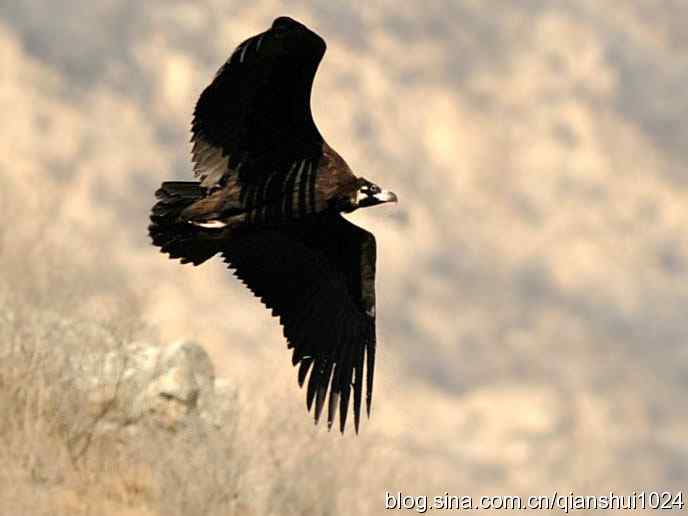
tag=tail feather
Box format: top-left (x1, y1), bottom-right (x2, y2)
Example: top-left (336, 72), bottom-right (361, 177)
top-left (149, 181), bottom-right (221, 266)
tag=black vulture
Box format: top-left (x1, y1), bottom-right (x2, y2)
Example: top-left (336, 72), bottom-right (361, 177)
top-left (149, 16), bottom-right (397, 433)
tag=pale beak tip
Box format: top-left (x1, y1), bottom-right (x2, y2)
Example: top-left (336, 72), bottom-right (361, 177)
top-left (375, 190), bottom-right (398, 203)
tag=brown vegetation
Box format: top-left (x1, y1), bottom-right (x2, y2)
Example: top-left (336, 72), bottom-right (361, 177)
top-left (0, 188), bottom-right (392, 516)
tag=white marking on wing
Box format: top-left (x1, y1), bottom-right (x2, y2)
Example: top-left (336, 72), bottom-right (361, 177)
top-left (291, 160), bottom-right (307, 213)
top-left (189, 220), bottom-right (226, 229)
top-left (262, 170), bottom-right (277, 201)
top-left (231, 41), bottom-right (246, 64)
top-left (239, 41), bottom-right (250, 63)
top-left (256, 170), bottom-right (278, 220)
top-left (281, 161), bottom-right (300, 213)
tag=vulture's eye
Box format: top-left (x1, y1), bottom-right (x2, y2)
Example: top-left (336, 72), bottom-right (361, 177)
top-left (367, 184), bottom-right (381, 195)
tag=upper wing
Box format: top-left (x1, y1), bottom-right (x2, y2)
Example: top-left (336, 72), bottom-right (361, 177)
top-left (191, 17), bottom-right (326, 190)
top-left (221, 214), bottom-right (377, 433)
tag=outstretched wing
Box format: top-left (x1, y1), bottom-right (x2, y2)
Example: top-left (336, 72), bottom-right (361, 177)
top-left (221, 214), bottom-right (377, 433)
top-left (191, 16), bottom-right (326, 190)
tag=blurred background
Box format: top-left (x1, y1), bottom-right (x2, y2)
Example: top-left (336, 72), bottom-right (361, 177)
top-left (1, 1), bottom-right (687, 514)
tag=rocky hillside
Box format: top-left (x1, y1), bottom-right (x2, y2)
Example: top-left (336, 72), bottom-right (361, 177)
top-left (1, 1), bottom-right (687, 513)
top-left (0, 231), bottom-right (390, 515)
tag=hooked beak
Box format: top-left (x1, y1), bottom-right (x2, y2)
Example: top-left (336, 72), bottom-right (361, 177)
top-left (373, 190), bottom-right (398, 204)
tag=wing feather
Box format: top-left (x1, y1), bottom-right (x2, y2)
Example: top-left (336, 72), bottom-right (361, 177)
top-left (337, 323), bottom-right (355, 432)
top-left (220, 214), bottom-right (377, 432)
top-left (191, 17), bottom-right (326, 190)
top-left (352, 328), bottom-right (366, 433)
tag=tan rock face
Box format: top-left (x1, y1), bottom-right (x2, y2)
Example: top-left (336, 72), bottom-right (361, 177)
top-left (76, 340), bottom-right (217, 433)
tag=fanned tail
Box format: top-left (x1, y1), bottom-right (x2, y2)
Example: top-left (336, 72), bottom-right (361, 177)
top-left (148, 181), bottom-right (222, 265)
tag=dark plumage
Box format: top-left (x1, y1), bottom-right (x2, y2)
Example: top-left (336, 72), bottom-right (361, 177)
top-left (149, 16), bottom-right (397, 433)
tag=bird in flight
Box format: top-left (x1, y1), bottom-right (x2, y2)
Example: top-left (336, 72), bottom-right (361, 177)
top-left (149, 16), bottom-right (397, 433)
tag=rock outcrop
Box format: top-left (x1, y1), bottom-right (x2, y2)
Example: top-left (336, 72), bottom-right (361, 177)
top-left (73, 339), bottom-right (219, 433)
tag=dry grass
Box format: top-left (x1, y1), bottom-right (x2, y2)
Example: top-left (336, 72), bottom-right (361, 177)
top-left (0, 180), bottom-right (392, 516)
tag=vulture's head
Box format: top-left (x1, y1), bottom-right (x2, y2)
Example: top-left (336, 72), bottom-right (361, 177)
top-left (345, 178), bottom-right (398, 212)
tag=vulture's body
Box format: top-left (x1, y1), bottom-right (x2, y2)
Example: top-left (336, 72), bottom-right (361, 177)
top-left (149, 17), bottom-right (397, 432)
